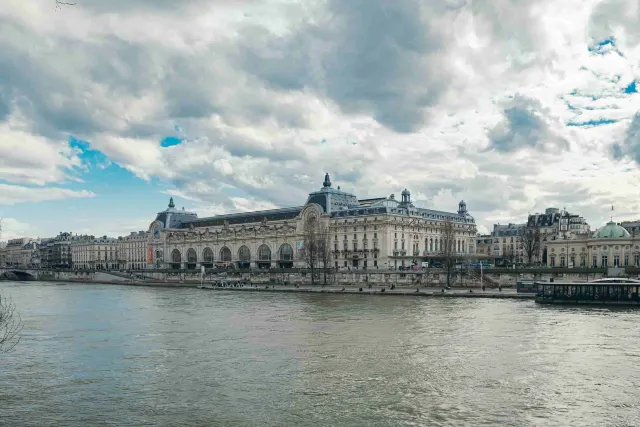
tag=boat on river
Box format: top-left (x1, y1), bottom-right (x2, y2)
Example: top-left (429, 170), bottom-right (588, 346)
top-left (535, 278), bottom-right (640, 306)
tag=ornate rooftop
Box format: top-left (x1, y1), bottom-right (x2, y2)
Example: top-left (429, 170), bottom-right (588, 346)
top-left (157, 173), bottom-right (474, 229)
top-left (592, 221), bottom-right (631, 239)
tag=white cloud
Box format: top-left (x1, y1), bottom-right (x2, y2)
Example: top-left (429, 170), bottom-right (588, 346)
top-left (0, 121), bottom-right (82, 185)
top-left (69, 218), bottom-right (152, 238)
top-left (1, 0), bottom-right (640, 237)
top-left (0, 184), bottom-right (95, 205)
top-left (0, 217), bottom-right (39, 241)
top-left (230, 197), bottom-right (280, 212)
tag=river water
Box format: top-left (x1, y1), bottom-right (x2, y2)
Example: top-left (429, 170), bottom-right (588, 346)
top-left (1, 281), bottom-right (639, 427)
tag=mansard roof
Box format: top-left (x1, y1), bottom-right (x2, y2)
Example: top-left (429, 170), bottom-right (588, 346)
top-left (180, 206), bottom-right (303, 228)
top-left (331, 203), bottom-right (474, 223)
top-left (154, 198), bottom-right (198, 229)
top-left (357, 197), bottom-right (387, 206)
top-left (493, 223), bottom-right (526, 236)
top-left (158, 173), bottom-right (474, 229)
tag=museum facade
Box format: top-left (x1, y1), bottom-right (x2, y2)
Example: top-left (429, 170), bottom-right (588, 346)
top-left (146, 174), bottom-right (478, 270)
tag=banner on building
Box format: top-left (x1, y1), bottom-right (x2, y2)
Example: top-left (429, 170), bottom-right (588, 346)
top-left (147, 248), bottom-right (153, 263)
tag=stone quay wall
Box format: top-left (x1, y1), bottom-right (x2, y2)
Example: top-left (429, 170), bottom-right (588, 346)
top-left (1, 267), bottom-right (619, 288)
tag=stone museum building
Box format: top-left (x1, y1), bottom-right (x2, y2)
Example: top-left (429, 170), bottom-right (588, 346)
top-left (146, 174), bottom-right (478, 270)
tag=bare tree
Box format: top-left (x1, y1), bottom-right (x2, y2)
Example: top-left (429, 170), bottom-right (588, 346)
top-left (522, 227), bottom-right (541, 264)
top-left (299, 216), bottom-right (321, 286)
top-left (0, 295), bottom-right (22, 352)
top-left (441, 219), bottom-right (458, 288)
top-left (317, 224), bottom-right (332, 286)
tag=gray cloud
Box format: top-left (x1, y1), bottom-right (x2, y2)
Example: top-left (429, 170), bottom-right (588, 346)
top-left (589, 0), bottom-right (640, 47)
top-left (0, 20), bottom-right (144, 138)
top-left (487, 95), bottom-right (568, 152)
top-left (237, 0), bottom-right (453, 133)
top-left (612, 113), bottom-right (640, 162)
top-left (0, 87), bottom-right (10, 121)
top-left (72, 0), bottom-right (223, 13)
top-left (1, 0), bottom-right (636, 235)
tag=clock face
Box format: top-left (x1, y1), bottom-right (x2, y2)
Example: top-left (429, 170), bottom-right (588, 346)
top-left (153, 226), bottom-right (160, 238)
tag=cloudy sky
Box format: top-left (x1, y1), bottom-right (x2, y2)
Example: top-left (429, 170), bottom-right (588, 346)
top-left (1, 0), bottom-right (639, 240)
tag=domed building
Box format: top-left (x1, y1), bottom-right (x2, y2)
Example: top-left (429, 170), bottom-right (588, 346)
top-left (546, 220), bottom-right (640, 268)
top-left (592, 222), bottom-right (631, 239)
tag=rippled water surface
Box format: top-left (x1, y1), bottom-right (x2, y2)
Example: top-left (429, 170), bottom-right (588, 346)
top-left (1, 281), bottom-right (639, 426)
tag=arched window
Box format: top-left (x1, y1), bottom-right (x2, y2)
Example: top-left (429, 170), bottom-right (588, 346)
top-left (171, 249), bottom-right (181, 263)
top-left (155, 250), bottom-right (163, 262)
top-left (203, 247), bottom-right (213, 263)
top-left (424, 239), bottom-right (428, 252)
top-left (187, 248), bottom-right (197, 263)
top-left (220, 247), bottom-right (232, 262)
top-left (279, 243), bottom-right (293, 261)
top-left (258, 245), bottom-right (271, 261)
top-left (238, 246), bottom-right (251, 261)
top-left (429, 238), bottom-right (433, 252)
top-left (462, 241), bottom-right (465, 253)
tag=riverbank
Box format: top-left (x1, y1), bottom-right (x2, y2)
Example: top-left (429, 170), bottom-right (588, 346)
top-left (200, 285), bottom-right (534, 299)
top-left (1, 278), bottom-right (195, 288)
top-left (4, 278), bottom-right (534, 299)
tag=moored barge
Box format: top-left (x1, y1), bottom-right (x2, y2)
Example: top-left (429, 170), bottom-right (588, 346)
top-left (535, 278), bottom-right (640, 306)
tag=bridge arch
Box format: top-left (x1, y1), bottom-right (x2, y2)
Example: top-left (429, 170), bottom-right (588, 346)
top-left (1, 270), bottom-right (36, 281)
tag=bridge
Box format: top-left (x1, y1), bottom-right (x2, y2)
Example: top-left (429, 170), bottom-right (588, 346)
top-left (0, 269), bottom-right (38, 281)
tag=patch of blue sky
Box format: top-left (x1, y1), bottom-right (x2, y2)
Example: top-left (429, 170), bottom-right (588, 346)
top-left (567, 90), bottom-right (604, 102)
top-left (64, 134), bottom-right (172, 220)
top-left (624, 80), bottom-right (637, 94)
top-left (588, 37), bottom-right (617, 55)
top-left (160, 136), bottom-right (184, 147)
top-left (68, 136), bottom-right (110, 168)
top-left (565, 102), bottom-right (578, 111)
top-left (567, 119), bottom-right (618, 127)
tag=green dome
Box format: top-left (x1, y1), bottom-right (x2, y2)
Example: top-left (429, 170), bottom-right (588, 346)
top-left (592, 221), bottom-right (631, 239)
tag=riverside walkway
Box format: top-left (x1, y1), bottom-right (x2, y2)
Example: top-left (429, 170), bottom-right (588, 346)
top-left (202, 284), bottom-right (534, 299)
